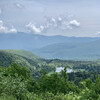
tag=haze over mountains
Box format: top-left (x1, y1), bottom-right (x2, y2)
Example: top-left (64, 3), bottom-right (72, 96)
top-left (34, 40), bottom-right (100, 60)
top-left (0, 32), bottom-right (100, 60)
top-left (0, 32), bottom-right (99, 49)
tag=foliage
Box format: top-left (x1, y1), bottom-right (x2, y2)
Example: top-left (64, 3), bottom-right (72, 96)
top-left (0, 63), bottom-right (100, 100)
top-left (1, 50), bottom-right (100, 99)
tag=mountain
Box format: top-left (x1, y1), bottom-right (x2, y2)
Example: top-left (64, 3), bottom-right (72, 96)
top-left (0, 50), bottom-right (50, 70)
top-left (0, 50), bottom-right (39, 69)
top-left (0, 49), bottom-right (57, 78)
top-left (33, 39), bottom-right (100, 60)
top-left (0, 32), bottom-right (99, 50)
top-left (0, 49), bottom-right (42, 62)
top-left (1, 32), bottom-right (100, 60)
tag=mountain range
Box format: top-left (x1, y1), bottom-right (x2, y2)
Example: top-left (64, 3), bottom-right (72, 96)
top-left (0, 32), bottom-right (98, 49)
top-left (0, 32), bottom-right (100, 60)
top-left (33, 40), bottom-right (100, 60)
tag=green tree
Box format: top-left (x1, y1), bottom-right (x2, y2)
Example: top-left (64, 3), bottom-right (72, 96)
top-left (6, 63), bottom-right (30, 79)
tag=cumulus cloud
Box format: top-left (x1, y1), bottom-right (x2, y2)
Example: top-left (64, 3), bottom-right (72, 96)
top-left (0, 20), bottom-right (17, 34)
top-left (69, 20), bottom-right (80, 27)
top-left (9, 27), bottom-right (17, 33)
top-left (48, 17), bottom-right (80, 30)
top-left (26, 22), bottom-right (44, 33)
top-left (26, 15), bottom-right (81, 34)
top-left (58, 17), bottom-right (62, 21)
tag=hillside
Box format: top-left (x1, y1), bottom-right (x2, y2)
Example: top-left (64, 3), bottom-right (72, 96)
top-left (0, 50), bottom-right (41, 69)
top-left (33, 39), bottom-right (100, 60)
top-left (0, 49), bottom-right (43, 62)
top-left (0, 50), bottom-right (56, 78)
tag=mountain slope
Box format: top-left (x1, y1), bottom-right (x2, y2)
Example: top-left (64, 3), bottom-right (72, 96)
top-left (0, 50), bottom-right (40, 69)
top-left (0, 49), bottom-right (56, 76)
top-left (33, 39), bottom-right (100, 60)
top-left (0, 50), bottom-right (43, 62)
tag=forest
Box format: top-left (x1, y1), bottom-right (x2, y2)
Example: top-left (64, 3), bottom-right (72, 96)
top-left (0, 50), bottom-right (100, 99)
top-left (0, 63), bottom-right (100, 100)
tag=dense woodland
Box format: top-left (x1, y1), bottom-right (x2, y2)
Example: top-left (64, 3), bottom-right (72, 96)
top-left (0, 63), bottom-right (100, 100)
top-left (0, 50), bottom-right (100, 99)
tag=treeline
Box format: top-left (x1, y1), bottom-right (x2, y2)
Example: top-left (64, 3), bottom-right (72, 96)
top-left (68, 71), bottom-right (100, 85)
top-left (0, 63), bottom-right (100, 100)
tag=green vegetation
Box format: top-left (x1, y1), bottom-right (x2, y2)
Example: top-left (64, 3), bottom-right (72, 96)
top-left (1, 50), bottom-right (100, 99)
top-left (0, 63), bottom-right (100, 100)
top-left (1, 50), bottom-right (100, 82)
top-left (0, 50), bottom-right (55, 79)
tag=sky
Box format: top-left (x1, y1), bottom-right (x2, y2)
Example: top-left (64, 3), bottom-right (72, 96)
top-left (0, 0), bottom-right (100, 37)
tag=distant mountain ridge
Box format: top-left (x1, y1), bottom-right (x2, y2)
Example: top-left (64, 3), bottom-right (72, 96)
top-left (0, 32), bottom-right (100, 60)
top-left (33, 39), bottom-right (100, 60)
top-left (0, 32), bottom-right (99, 50)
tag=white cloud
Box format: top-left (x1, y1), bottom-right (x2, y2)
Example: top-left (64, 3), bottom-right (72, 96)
top-left (95, 31), bottom-right (100, 35)
top-left (50, 18), bottom-right (57, 27)
top-left (69, 20), bottom-right (80, 27)
top-left (26, 23), bottom-right (44, 33)
top-left (9, 28), bottom-right (17, 33)
top-left (66, 25), bottom-right (72, 30)
top-left (26, 16), bottom-right (81, 34)
top-left (51, 18), bottom-right (56, 22)
top-left (49, 17), bottom-right (80, 30)
top-left (58, 17), bottom-right (62, 21)
top-left (0, 20), bottom-right (17, 34)
top-left (0, 20), bottom-right (3, 26)
top-left (40, 25), bottom-right (44, 31)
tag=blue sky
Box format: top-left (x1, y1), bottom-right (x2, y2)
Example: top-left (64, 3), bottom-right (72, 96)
top-left (0, 0), bottom-right (100, 37)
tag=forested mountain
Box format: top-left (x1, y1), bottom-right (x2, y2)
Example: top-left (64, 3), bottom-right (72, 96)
top-left (0, 50), bottom-right (40, 68)
top-left (0, 32), bottom-right (100, 60)
top-left (0, 50), bottom-right (55, 76)
top-left (33, 39), bottom-right (100, 60)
